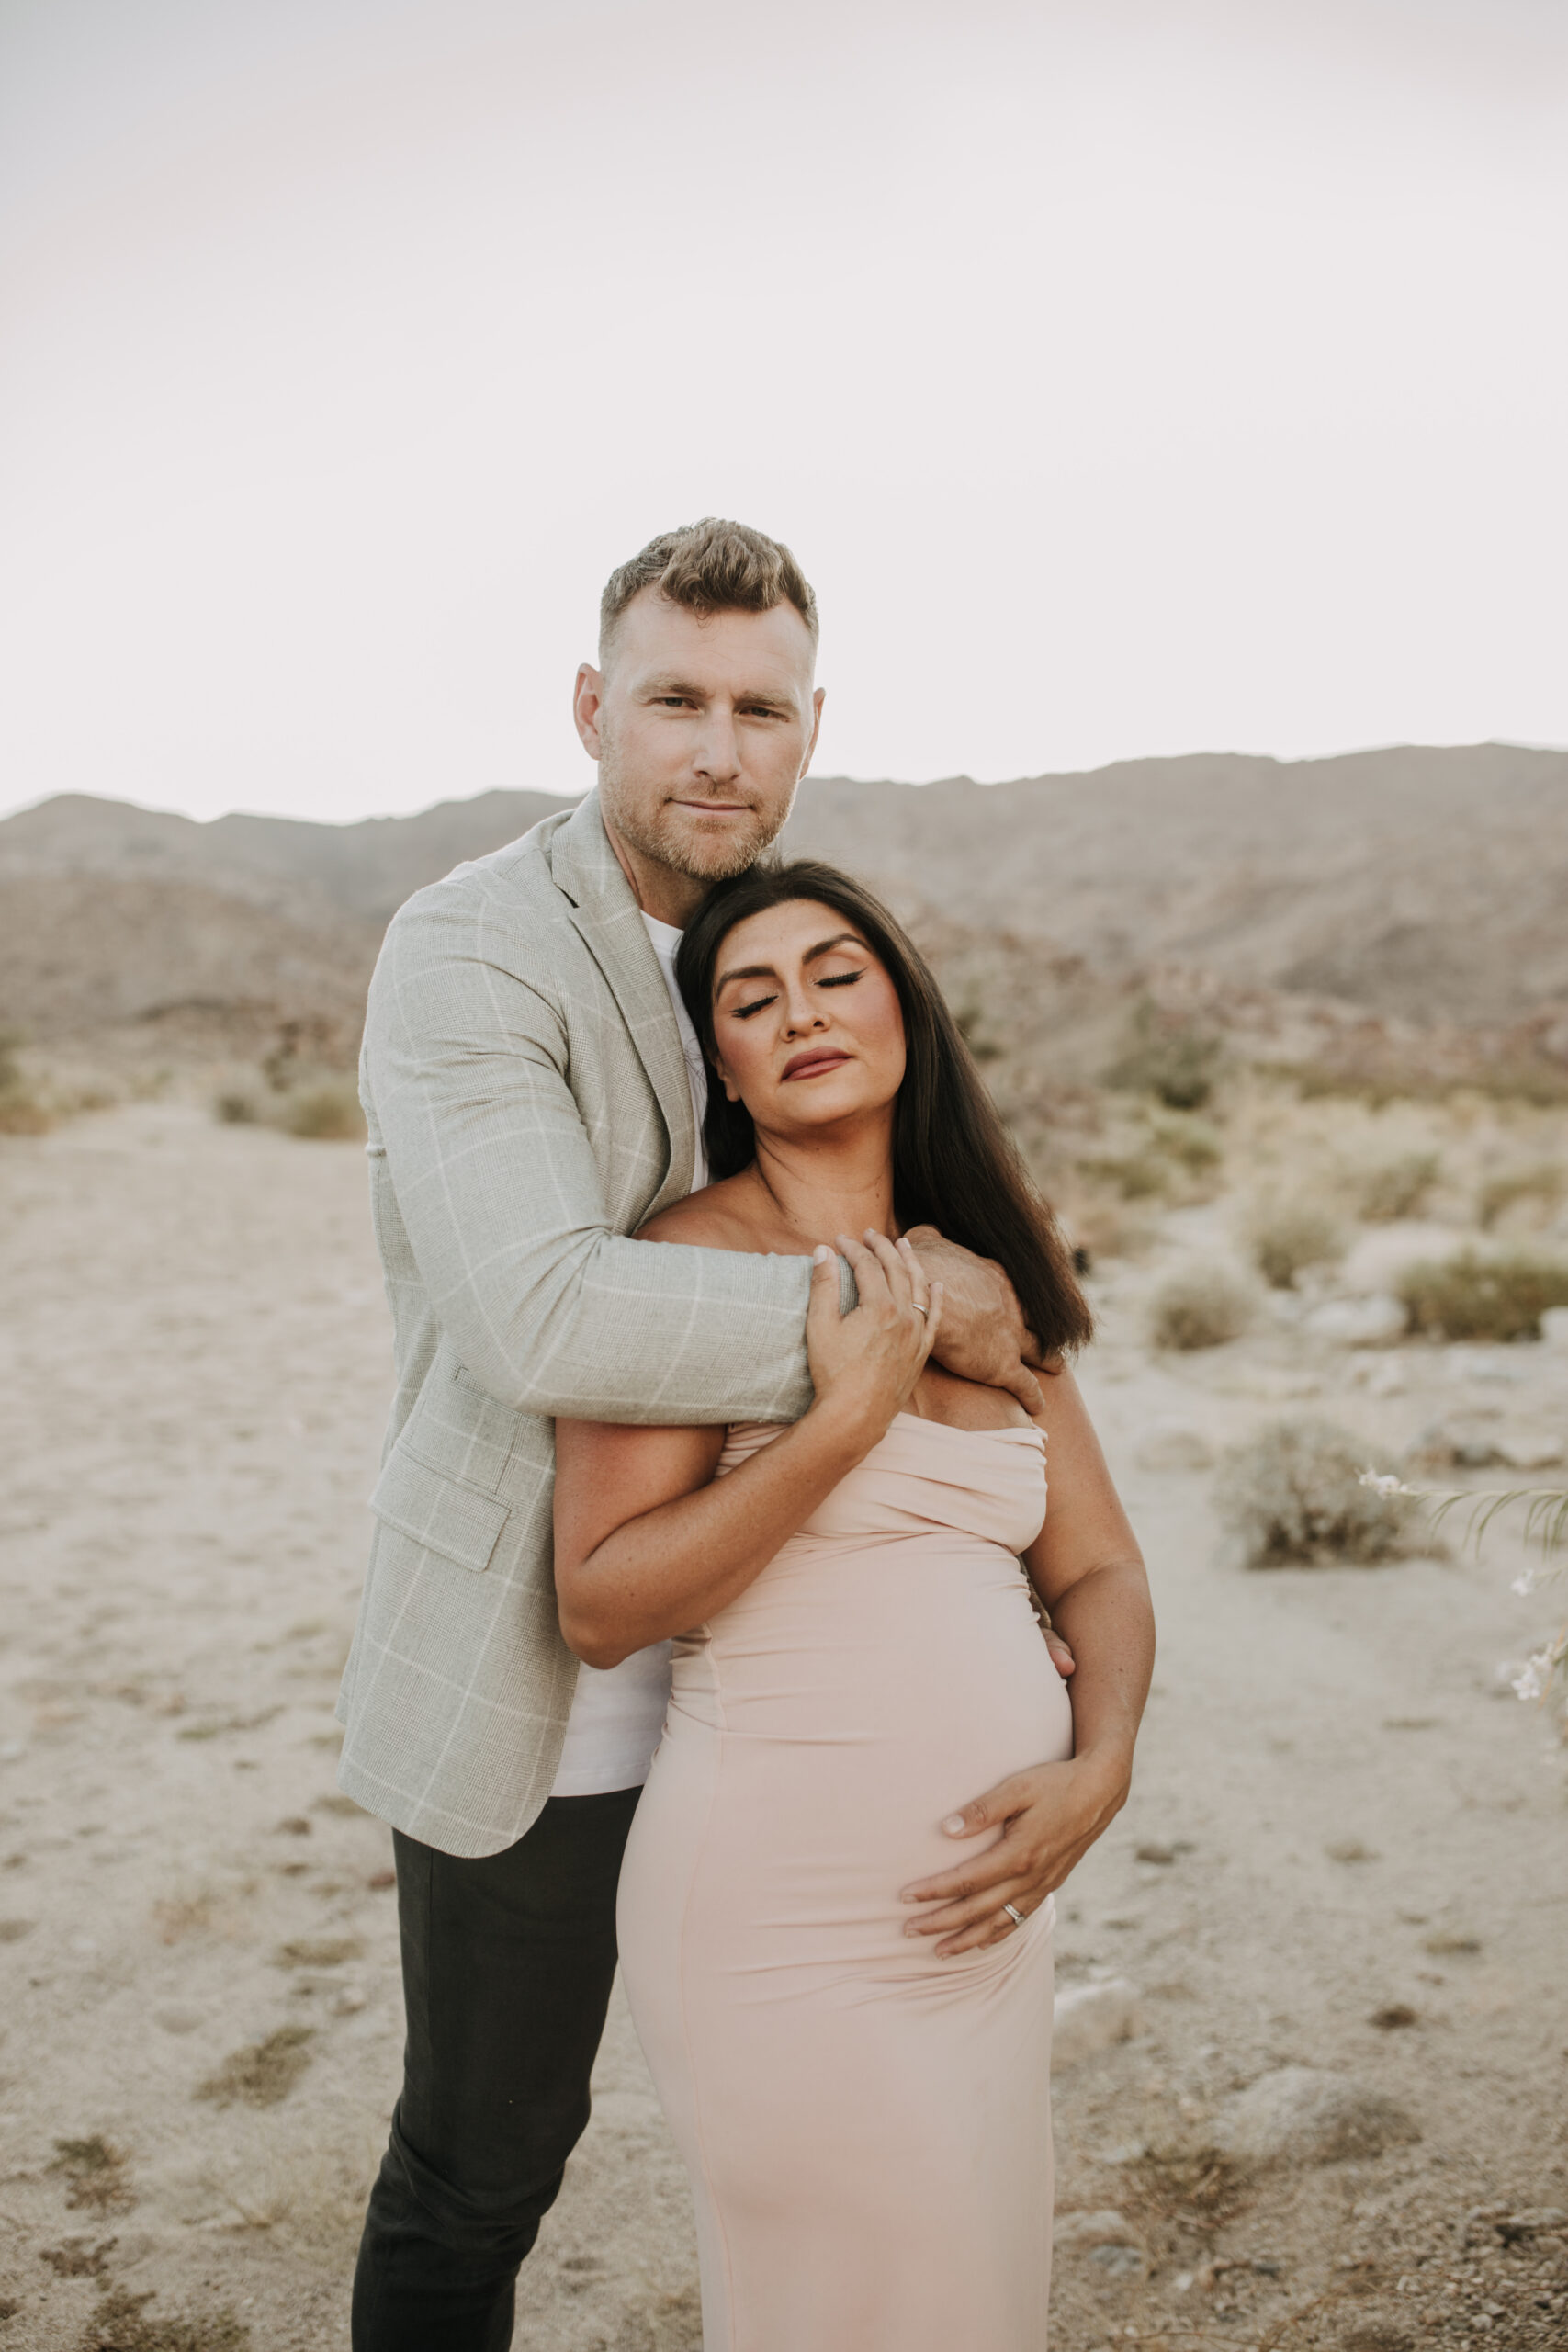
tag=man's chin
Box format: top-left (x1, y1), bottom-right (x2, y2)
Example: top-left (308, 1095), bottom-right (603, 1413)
top-left (660, 813), bottom-right (773, 882)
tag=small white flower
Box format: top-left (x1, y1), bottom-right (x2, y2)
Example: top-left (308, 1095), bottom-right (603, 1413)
top-left (1511, 1568), bottom-right (1540, 1598)
top-left (1512, 1655), bottom-right (1549, 1703)
top-left (1359, 1466), bottom-right (1415, 1498)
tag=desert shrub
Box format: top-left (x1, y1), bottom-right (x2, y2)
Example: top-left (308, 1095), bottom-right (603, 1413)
top-left (1077, 1149), bottom-right (1168, 1200)
top-left (1146, 1111), bottom-right (1224, 1172)
top-left (1105, 999), bottom-right (1224, 1112)
top-left (1396, 1249), bottom-right (1568, 1342)
top-left (1477, 1162), bottom-right (1565, 1230)
top-left (1215, 1419), bottom-right (1416, 1566)
top-left (282, 1080), bottom-right (366, 1140)
top-left (213, 1090), bottom-right (259, 1125)
top-left (1147, 1263), bottom-right (1255, 1351)
top-left (0, 1028), bottom-right (52, 1135)
top-left (1350, 1149), bottom-right (1440, 1223)
top-left (1244, 1196), bottom-right (1347, 1289)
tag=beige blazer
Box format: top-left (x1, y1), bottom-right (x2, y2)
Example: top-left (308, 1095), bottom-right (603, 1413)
top-left (336, 791), bottom-right (815, 1856)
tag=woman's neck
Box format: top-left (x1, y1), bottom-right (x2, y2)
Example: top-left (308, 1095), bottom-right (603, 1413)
top-left (743, 1113), bottom-right (897, 1250)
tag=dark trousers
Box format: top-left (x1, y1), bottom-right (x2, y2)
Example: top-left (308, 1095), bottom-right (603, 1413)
top-left (352, 1787), bottom-right (641, 2351)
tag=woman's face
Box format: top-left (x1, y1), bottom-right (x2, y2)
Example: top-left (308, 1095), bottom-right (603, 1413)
top-left (709, 899), bottom-right (907, 1139)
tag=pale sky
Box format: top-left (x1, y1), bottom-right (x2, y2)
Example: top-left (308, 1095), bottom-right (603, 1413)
top-left (2, 0), bottom-right (1565, 824)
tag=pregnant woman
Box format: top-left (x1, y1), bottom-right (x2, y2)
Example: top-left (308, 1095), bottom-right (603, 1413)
top-left (552, 863), bottom-right (1154, 2351)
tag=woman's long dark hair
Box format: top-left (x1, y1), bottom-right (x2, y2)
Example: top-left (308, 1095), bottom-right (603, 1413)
top-left (674, 860), bottom-right (1093, 1361)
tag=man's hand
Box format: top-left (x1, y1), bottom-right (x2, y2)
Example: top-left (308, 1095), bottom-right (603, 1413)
top-left (902, 1225), bottom-right (1047, 1414)
top-left (898, 1747), bottom-right (1131, 1957)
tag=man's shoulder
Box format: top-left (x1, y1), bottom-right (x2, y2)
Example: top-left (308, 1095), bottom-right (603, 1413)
top-left (379, 802), bottom-right (586, 962)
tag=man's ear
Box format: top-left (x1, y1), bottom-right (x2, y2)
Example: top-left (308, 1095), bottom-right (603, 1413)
top-left (573, 662), bottom-right (605, 758)
top-left (800, 684), bottom-right (826, 777)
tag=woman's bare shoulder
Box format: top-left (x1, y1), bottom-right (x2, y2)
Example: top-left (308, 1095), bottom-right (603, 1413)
top-left (637, 1175), bottom-right (782, 1255)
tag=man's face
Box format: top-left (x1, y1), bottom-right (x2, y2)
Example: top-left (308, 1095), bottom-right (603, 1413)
top-left (574, 590), bottom-right (824, 888)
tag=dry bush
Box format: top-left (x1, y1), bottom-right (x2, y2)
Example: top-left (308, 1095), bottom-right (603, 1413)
top-left (1104, 998), bottom-right (1224, 1111)
top-left (1396, 1249), bottom-right (1568, 1342)
top-left (1147, 1263), bottom-right (1256, 1351)
top-left (1244, 1195), bottom-right (1347, 1289)
top-left (1215, 1419), bottom-right (1418, 1566)
top-left (50, 2136), bottom-right (135, 2213)
top-left (281, 1078), bottom-right (366, 1140)
top-left (0, 1029), bottom-right (53, 1135)
top-left (1076, 1148), bottom-right (1169, 1200)
top-left (1477, 1161), bottom-right (1565, 1231)
top-left (1348, 1148), bottom-right (1440, 1223)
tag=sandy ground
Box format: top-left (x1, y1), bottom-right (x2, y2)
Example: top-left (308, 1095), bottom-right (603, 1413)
top-left (1, 1102), bottom-right (1565, 2349)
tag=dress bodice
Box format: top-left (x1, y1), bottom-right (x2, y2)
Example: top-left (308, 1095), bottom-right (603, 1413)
top-left (719, 1411), bottom-right (1046, 1555)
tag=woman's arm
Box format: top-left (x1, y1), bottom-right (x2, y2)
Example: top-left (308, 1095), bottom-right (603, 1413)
top-left (901, 1366), bottom-right (1154, 1954)
top-left (555, 1235), bottom-right (941, 1668)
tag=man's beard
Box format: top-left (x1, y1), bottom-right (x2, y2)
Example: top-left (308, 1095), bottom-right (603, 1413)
top-left (598, 743), bottom-right (794, 884)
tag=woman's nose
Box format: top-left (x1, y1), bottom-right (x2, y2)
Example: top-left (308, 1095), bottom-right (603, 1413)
top-left (782, 988), bottom-right (826, 1034)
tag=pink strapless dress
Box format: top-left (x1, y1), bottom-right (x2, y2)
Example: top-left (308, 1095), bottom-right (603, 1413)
top-left (616, 1412), bottom-right (1073, 2351)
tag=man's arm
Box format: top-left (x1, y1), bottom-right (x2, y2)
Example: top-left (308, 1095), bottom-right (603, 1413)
top-left (367, 887), bottom-right (817, 1426)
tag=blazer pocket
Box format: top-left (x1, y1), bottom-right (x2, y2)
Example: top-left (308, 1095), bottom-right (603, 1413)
top-left (368, 1444), bottom-right (512, 1575)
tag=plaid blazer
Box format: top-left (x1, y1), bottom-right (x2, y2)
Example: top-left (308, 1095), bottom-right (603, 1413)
top-left (336, 791), bottom-right (816, 1856)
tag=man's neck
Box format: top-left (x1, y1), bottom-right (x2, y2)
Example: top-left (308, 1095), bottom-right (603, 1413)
top-left (600, 809), bottom-right (706, 928)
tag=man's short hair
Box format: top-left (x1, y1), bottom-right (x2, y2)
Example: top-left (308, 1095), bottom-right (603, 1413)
top-left (599, 517), bottom-right (818, 661)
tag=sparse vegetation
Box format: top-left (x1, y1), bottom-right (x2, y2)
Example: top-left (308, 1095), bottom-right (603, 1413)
top-left (1396, 1248), bottom-right (1568, 1342)
top-left (1348, 1148), bottom-right (1440, 1223)
top-left (50, 2136), bottom-right (134, 2213)
top-left (195, 2024), bottom-right (314, 2109)
top-left (1104, 998), bottom-right (1224, 1112)
top-left (279, 1078), bottom-right (365, 1140)
top-left (1215, 1419), bottom-right (1418, 1566)
top-left (81, 2287), bottom-right (250, 2352)
top-left (1147, 1263), bottom-right (1255, 1351)
top-left (1243, 1195), bottom-right (1347, 1290)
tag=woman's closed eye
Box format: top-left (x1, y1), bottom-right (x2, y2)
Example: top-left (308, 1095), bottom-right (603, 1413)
top-left (730, 968), bottom-right (864, 1021)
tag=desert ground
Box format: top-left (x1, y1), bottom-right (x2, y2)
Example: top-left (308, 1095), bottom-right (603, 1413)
top-left (2, 1088), bottom-right (1566, 2351)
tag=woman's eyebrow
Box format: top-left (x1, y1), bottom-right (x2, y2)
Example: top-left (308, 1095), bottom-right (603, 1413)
top-left (715, 934), bottom-right (866, 992)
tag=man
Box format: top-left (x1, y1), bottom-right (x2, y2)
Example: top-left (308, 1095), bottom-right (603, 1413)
top-left (343, 519), bottom-right (1077, 2346)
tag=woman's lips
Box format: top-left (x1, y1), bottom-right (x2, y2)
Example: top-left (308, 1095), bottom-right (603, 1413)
top-left (781, 1049), bottom-right (852, 1081)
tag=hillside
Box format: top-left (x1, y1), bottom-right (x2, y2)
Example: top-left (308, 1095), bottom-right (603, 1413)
top-left (3, 744), bottom-right (1565, 1057)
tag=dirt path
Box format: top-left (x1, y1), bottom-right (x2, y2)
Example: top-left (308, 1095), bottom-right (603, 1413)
top-left (1, 1106), bottom-right (1563, 2348)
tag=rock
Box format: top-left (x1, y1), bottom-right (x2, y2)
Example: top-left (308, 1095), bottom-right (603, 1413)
top-left (1541, 1306), bottom-right (1568, 1351)
top-left (1218, 2066), bottom-right (1419, 2168)
top-left (1133, 1421), bottom-right (1214, 1473)
top-left (1052, 1978), bottom-right (1143, 2069)
top-left (1053, 2208), bottom-right (1141, 2251)
top-left (1303, 1294), bottom-right (1406, 1346)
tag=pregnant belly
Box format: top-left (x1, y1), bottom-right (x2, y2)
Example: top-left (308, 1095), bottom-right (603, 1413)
top-left (653, 1532), bottom-right (1074, 1973)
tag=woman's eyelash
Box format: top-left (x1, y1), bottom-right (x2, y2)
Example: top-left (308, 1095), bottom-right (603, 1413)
top-left (728, 969), bottom-right (864, 1021)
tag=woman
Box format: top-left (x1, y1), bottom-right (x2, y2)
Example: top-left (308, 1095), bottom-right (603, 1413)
top-left (553, 863), bottom-right (1153, 2351)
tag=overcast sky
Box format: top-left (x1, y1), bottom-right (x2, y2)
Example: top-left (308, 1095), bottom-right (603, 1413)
top-left (2, 0), bottom-right (1565, 826)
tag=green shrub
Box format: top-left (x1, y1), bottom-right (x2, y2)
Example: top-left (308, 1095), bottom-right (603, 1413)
top-left (1105, 999), bottom-right (1224, 1112)
top-left (1147, 1112), bottom-right (1224, 1172)
top-left (0, 1028), bottom-right (53, 1135)
top-left (1350, 1149), bottom-right (1440, 1223)
top-left (281, 1080), bottom-right (366, 1141)
top-left (1215, 1419), bottom-right (1416, 1566)
top-left (1077, 1150), bottom-right (1169, 1201)
top-left (1147, 1263), bottom-right (1255, 1351)
top-left (1477, 1162), bottom-right (1564, 1230)
top-left (1396, 1249), bottom-right (1568, 1342)
top-left (1244, 1197), bottom-right (1347, 1290)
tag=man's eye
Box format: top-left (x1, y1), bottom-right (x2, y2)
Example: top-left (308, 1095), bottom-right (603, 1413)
top-left (732, 993), bottom-right (777, 1020)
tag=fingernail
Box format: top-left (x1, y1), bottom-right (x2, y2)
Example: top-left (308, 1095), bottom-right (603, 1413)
top-left (942, 1814), bottom-right (965, 1836)
top-left (812, 1244), bottom-right (830, 1264)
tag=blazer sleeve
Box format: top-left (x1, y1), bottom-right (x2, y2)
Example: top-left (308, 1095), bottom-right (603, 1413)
top-left (364, 883), bottom-right (817, 1425)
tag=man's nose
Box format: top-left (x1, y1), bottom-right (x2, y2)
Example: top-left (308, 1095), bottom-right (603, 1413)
top-left (692, 708), bottom-right (742, 784)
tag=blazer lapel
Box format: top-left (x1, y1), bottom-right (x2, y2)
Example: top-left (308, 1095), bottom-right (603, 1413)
top-left (550, 792), bottom-right (698, 1208)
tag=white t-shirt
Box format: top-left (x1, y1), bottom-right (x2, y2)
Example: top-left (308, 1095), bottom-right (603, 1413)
top-left (547, 910), bottom-right (708, 1798)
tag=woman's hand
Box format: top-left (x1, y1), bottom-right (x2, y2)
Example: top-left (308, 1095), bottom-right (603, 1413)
top-left (898, 1744), bottom-right (1133, 1957)
top-left (807, 1231), bottom-right (942, 1448)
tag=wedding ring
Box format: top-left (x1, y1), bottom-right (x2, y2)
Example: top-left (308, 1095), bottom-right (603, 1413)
top-left (1002, 1902), bottom-right (1026, 1930)
top-left (911, 1301), bottom-right (929, 1317)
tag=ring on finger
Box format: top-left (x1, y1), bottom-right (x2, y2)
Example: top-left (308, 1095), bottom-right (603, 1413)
top-left (912, 1300), bottom-right (929, 1317)
top-left (1001, 1902), bottom-right (1027, 1930)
